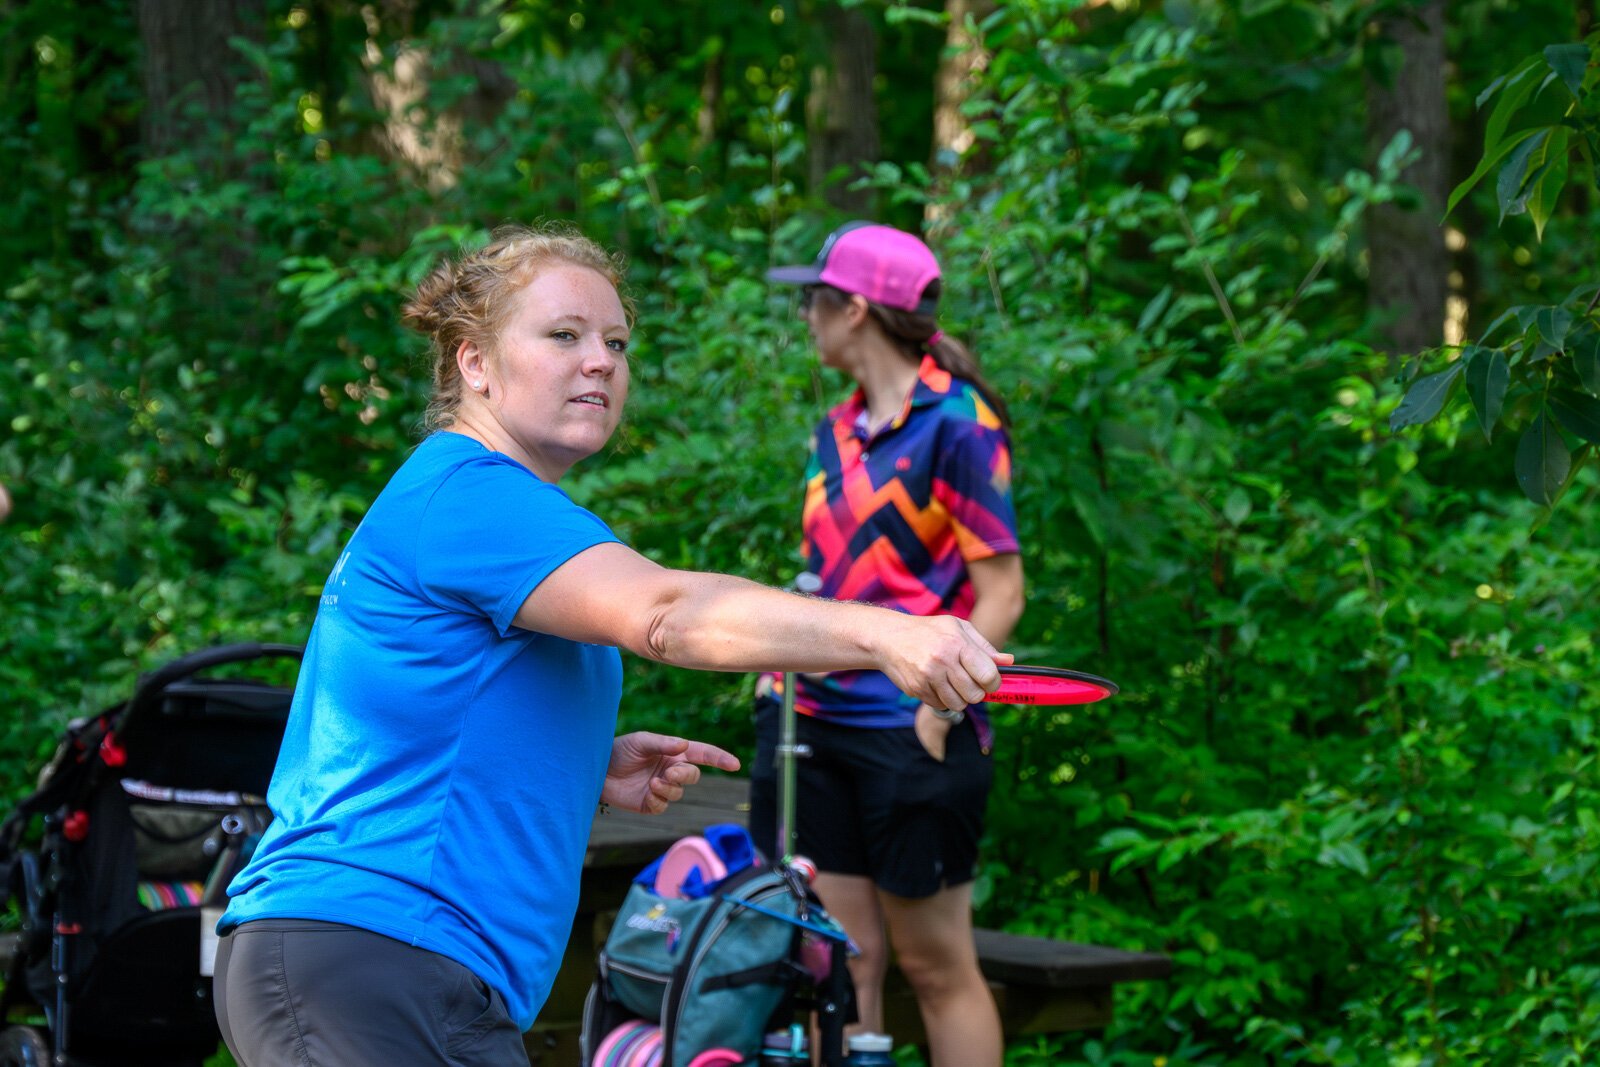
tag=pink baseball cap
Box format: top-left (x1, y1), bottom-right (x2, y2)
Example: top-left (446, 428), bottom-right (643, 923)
top-left (767, 221), bottom-right (941, 314)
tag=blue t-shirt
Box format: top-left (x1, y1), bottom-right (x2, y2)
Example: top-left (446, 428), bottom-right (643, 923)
top-left (221, 432), bottom-right (623, 1030)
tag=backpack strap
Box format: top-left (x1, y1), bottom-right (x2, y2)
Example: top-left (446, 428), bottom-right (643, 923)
top-left (697, 958), bottom-right (805, 994)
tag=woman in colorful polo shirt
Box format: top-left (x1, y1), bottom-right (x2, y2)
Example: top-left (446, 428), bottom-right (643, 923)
top-left (756, 222), bottom-right (1025, 1067)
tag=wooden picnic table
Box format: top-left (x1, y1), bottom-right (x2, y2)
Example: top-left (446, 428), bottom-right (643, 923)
top-left (582, 774), bottom-right (755, 894)
top-left (0, 773), bottom-right (1166, 1063)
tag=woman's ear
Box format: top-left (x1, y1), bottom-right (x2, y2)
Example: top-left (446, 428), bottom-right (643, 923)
top-left (844, 294), bottom-right (872, 329)
top-left (457, 339), bottom-right (488, 395)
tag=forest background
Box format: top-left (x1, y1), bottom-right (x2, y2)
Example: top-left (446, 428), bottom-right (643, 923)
top-left (3, 0), bottom-right (1599, 1063)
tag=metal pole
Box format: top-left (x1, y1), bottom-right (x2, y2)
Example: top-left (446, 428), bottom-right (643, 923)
top-left (777, 573), bottom-right (822, 865)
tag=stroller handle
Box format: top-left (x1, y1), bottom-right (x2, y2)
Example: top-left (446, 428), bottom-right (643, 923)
top-left (119, 642), bottom-right (304, 744)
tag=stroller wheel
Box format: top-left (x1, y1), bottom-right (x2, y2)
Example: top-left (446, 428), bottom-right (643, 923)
top-left (0, 1025), bottom-right (50, 1067)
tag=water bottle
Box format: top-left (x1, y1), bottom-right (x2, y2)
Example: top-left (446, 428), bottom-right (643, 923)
top-left (845, 1032), bottom-right (896, 1066)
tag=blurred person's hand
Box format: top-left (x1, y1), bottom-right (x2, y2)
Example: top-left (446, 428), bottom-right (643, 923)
top-left (0, 482), bottom-right (10, 523)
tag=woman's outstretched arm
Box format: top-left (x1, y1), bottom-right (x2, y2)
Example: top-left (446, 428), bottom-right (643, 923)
top-left (513, 542), bottom-right (1009, 711)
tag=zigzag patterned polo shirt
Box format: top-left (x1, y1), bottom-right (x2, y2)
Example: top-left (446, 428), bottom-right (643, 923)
top-left (774, 355), bottom-right (1019, 732)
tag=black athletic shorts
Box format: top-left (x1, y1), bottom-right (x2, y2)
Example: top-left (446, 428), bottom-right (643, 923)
top-left (748, 696), bottom-right (994, 899)
top-left (215, 919), bottom-right (527, 1067)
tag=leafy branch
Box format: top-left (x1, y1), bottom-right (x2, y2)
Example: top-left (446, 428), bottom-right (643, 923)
top-left (1392, 35), bottom-right (1600, 508)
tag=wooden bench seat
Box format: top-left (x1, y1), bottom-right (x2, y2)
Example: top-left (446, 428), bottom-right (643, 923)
top-left (880, 928), bottom-right (1173, 1044)
top-left (976, 929), bottom-right (1173, 990)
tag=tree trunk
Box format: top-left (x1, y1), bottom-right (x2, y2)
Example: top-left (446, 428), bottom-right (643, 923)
top-left (359, 2), bottom-right (514, 194)
top-left (808, 3), bottom-right (880, 215)
top-left (137, 0), bottom-right (266, 324)
top-left (364, 41), bottom-right (465, 192)
top-left (138, 0), bottom-right (265, 157)
top-left (928, 0), bottom-right (996, 202)
top-left (1364, 0), bottom-right (1449, 361)
top-left (696, 50), bottom-right (723, 153)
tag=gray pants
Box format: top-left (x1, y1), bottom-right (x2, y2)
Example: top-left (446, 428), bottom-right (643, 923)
top-left (214, 920), bottom-right (528, 1067)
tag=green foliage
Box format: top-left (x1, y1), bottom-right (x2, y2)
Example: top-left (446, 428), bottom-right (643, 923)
top-left (925, 3), bottom-right (1599, 1063)
top-left (2, 2), bottom-right (1598, 1065)
top-left (1397, 34), bottom-right (1600, 508)
top-left (1446, 39), bottom-right (1600, 236)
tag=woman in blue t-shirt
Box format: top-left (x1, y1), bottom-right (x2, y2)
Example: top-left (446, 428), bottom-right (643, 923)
top-left (211, 224), bottom-right (1012, 1067)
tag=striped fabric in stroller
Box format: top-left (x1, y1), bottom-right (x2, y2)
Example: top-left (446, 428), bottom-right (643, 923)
top-left (122, 778), bottom-right (269, 917)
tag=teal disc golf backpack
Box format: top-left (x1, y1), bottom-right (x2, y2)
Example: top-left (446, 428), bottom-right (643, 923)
top-left (580, 847), bottom-right (854, 1066)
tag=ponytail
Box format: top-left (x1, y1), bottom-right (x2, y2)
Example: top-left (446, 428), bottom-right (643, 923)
top-left (926, 330), bottom-right (1010, 431)
top-left (830, 278), bottom-right (1010, 430)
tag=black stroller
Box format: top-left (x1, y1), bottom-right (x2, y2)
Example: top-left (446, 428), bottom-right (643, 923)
top-left (0, 644), bottom-right (300, 1066)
